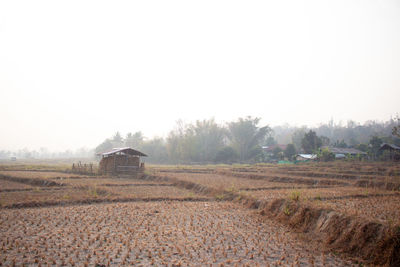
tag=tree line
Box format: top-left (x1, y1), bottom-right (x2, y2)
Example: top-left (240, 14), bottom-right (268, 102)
top-left (95, 116), bottom-right (400, 164)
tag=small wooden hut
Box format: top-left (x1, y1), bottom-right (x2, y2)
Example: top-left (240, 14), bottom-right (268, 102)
top-left (379, 143), bottom-right (400, 161)
top-left (98, 147), bottom-right (147, 175)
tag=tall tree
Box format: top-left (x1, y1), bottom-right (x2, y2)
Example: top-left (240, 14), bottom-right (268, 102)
top-left (125, 132), bottom-right (144, 148)
top-left (192, 119), bottom-right (226, 162)
top-left (392, 116), bottom-right (400, 137)
top-left (264, 136), bottom-right (277, 146)
top-left (228, 116), bottom-right (271, 162)
top-left (95, 139), bottom-right (113, 154)
top-left (291, 128), bottom-right (307, 151)
top-left (301, 130), bottom-right (322, 153)
top-left (369, 136), bottom-right (383, 159)
top-left (319, 136), bottom-right (330, 146)
top-left (166, 121), bottom-right (197, 163)
top-left (140, 137), bottom-right (168, 163)
top-left (113, 132), bottom-right (123, 144)
top-left (284, 144), bottom-right (297, 160)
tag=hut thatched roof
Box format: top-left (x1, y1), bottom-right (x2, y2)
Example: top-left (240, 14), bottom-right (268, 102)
top-left (98, 147), bottom-right (148, 157)
top-left (379, 143), bottom-right (400, 151)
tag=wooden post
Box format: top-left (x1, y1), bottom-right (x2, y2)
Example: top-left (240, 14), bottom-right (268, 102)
top-left (113, 155), bottom-right (116, 174)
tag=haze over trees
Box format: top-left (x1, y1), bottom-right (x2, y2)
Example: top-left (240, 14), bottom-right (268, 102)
top-left (91, 117), bottom-right (400, 164)
top-left (1, 117), bottom-right (399, 163)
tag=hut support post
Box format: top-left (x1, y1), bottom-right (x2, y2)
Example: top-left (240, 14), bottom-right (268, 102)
top-left (113, 155), bottom-right (116, 174)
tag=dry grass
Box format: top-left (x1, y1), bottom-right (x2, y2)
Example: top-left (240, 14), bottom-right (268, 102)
top-left (0, 170), bottom-right (89, 179)
top-left (154, 162), bottom-right (400, 227)
top-left (317, 194), bottom-right (400, 225)
top-left (0, 180), bottom-right (34, 191)
top-left (98, 185), bottom-right (203, 199)
top-left (156, 172), bottom-right (311, 190)
top-left (59, 177), bottom-right (171, 187)
top-left (244, 186), bottom-right (395, 202)
top-left (0, 171), bottom-right (206, 208)
top-left (0, 188), bottom-right (103, 207)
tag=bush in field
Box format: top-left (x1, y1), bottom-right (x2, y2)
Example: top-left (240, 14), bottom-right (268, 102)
top-left (301, 130), bottom-right (322, 153)
top-left (318, 148), bottom-right (335, 161)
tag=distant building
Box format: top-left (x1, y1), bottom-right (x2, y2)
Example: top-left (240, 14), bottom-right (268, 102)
top-left (322, 146), bottom-right (367, 159)
top-left (10, 156), bottom-right (16, 161)
top-left (295, 154), bottom-right (317, 161)
top-left (262, 144), bottom-right (288, 154)
top-left (378, 143), bottom-right (400, 161)
top-left (97, 147), bottom-right (147, 175)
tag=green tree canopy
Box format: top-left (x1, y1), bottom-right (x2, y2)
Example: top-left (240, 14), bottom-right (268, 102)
top-left (284, 144), bottom-right (296, 160)
top-left (166, 119), bottom-right (226, 163)
top-left (228, 116), bottom-right (271, 162)
top-left (301, 130), bottom-right (322, 153)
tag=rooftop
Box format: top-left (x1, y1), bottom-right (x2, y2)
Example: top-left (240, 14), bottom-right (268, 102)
top-left (323, 146), bottom-right (367, 155)
top-left (379, 143), bottom-right (400, 151)
top-left (98, 147), bottom-right (148, 157)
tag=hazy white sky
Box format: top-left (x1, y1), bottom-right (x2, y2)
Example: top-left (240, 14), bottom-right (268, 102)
top-left (0, 0), bottom-right (399, 151)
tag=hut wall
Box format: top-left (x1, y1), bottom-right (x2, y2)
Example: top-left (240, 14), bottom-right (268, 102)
top-left (99, 157), bottom-right (114, 174)
top-left (99, 155), bottom-right (141, 174)
top-left (115, 155), bottom-right (140, 167)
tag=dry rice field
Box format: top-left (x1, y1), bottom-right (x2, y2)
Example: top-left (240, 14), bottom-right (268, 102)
top-left (154, 162), bottom-right (400, 226)
top-left (1, 161), bottom-right (399, 265)
top-left (0, 202), bottom-right (352, 266)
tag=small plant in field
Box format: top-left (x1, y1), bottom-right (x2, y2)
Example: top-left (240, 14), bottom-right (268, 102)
top-left (289, 191), bottom-right (300, 202)
top-left (227, 185), bottom-right (237, 193)
top-left (185, 192), bottom-right (195, 198)
top-left (236, 191), bottom-right (247, 201)
top-left (283, 204), bottom-right (291, 216)
top-left (143, 169), bottom-right (153, 176)
top-left (215, 194), bottom-right (225, 201)
top-left (88, 185), bottom-right (98, 198)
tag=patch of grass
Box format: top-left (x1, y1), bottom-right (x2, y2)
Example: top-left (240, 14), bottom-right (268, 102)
top-left (185, 192), bottom-right (195, 198)
top-left (143, 169), bottom-right (154, 176)
top-left (88, 185), bottom-right (98, 198)
top-left (227, 185), bottom-right (237, 193)
top-left (283, 204), bottom-right (291, 216)
top-left (289, 190), bottom-right (301, 202)
top-left (215, 194), bottom-right (225, 201)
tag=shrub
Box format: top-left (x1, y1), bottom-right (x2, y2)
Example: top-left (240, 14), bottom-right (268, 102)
top-left (318, 148), bottom-right (335, 162)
